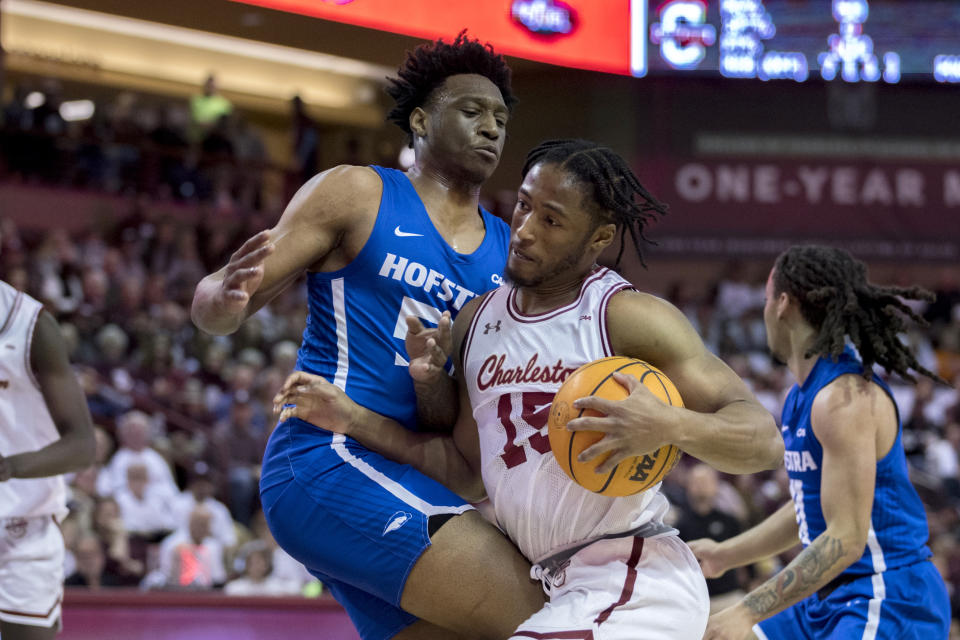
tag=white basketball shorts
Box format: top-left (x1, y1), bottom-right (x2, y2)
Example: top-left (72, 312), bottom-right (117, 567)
top-left (511, 534), bottom-right (708, 640)
top-left (0, 515), bottom-right (64, 628)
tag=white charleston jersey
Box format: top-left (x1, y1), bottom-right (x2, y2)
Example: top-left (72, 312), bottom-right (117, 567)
top-left (462, 268), bottom-right (670, 563)
top-left (0, 281), bottom-right (67, 520)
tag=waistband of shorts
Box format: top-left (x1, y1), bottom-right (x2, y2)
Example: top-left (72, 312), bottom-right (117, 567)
top-left (816, 572), bottom-right (862, 600)
top-left (816, 558), bottom-right (934, 601)
top-left (534, 521), bottom-right (677, 576)
top-left (0, 514), bottom-right (57, 524)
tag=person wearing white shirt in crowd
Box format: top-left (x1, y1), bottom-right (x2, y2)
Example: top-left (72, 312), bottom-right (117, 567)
top-left (224, 542), bottom-right (298, 596)
top-left (172, 468), bottom-right (236, 549)
top-left (115, 463), bottom-right (177, 537)
top-left (925, 423), bottom-right (960, 500)
top-left (97, 410), bottom-right (177, 498)
top-left (248, 508), bottom-right (313, 594)
top-left (158, 504), bottom-right (225, 588)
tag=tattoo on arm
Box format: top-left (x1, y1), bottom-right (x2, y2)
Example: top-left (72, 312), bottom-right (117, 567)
top-left (743, 534), bottom-right (846, 619)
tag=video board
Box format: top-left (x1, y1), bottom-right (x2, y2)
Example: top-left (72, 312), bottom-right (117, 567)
top-left (645, 0), bottom-right (960, 83)
top-left (231, 0), bottom-right (960, 82)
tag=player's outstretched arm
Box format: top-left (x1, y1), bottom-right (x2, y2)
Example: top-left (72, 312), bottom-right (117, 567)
top-left (0, 311), bottom-right (95, 481)
top-left (704, 375), bottom-right (883, 638)
top-left (274, 371), bottom-right (484, 502)
top-left (688, 501), bottom-right (799, 579)
top-left (191, 166), bottom-right (379, 335)
top-left (569, 291), bottom-right (783, 474)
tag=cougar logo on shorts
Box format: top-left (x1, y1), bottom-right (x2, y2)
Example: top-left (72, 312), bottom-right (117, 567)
top-left (4, 517), bottom-right (28, 539)
top-left (382, 512), bottom-right (412, 536)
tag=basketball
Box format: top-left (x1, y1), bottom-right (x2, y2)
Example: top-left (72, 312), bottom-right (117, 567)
top-left (548, 356), bottom-right (683, 497)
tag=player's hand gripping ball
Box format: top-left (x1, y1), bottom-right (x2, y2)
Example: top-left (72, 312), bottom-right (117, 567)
top-left (548, 357), bottom-right (682, 497)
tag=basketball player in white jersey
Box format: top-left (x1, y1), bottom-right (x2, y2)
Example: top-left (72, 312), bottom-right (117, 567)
top-left (0, 278), bottom-right (96, 639)
top-left (275, 139), bottom-right (783, 639)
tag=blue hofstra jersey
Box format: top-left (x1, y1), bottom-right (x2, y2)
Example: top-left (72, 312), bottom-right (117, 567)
top-left (295, 165), bottom-right (510, 431)
top-left (781, 347), bottom-right (931, 576)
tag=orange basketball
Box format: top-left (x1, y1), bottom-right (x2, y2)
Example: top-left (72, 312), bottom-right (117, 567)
top-left (548, 356), bottom-right (683, 497)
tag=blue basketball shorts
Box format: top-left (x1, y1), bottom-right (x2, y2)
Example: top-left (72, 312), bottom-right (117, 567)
top-left (260, 418), bottom-right (474, 640)
top-left (754, 560), bottom-right (950, 640)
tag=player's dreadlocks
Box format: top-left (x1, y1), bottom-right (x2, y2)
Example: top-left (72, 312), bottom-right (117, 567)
top-left (386, 30), bottom-right (517, 145)
top-left (773, 245), bottom-right (944, 383)
top-left (521, 139), bottom-right (668, 269)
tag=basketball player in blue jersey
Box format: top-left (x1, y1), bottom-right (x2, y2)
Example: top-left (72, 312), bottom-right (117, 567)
top-left (191, 33), bottom-right (546, 640)
top-left (691, 245), bottom-right (951, 640)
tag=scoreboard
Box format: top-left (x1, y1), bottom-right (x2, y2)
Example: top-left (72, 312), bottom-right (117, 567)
top-left (645, 0), bottom-right (960, 83)
top-left (231, 0), bottom-right (960, 83)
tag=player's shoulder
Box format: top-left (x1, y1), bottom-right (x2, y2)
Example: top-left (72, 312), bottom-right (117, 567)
top-left (607, 288), bottom-right (704, 359)
top-left (31, 307), bottom-right (59, 342)
top-left (315, 164), bottom-right (382, 198)
top-left (295, 165), bottom-right (383, 219)
top-left (814, 373), bottom-right (886, 410)
top-left (607, 288), bottom-right (686, 324)
top-left (811, 373), bottom-right (895, 439)
top-left (29, 308), bottom-right (68, 370)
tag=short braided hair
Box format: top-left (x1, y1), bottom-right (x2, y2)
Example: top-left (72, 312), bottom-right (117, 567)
top-left (521, 139), bottom-right (667, 268)
top-left (386, 30), bottom-right (516, 145)
top-left (772, 245), bottom-right (944, 382)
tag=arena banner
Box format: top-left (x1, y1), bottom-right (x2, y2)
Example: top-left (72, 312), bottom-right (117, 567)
top-left (229, 0), bottom-right (636, 75)
top-left (633, 157), bottom-right (960, 260)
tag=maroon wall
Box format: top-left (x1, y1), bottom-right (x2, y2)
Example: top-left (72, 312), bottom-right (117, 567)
top-left (61, 590), bottom-right (360, 640)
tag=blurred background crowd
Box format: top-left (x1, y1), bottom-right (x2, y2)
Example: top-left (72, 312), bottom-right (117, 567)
top-left (1, 68), bottom-right (959, 630)
top-left (2, 73), bottom-right (326, 216)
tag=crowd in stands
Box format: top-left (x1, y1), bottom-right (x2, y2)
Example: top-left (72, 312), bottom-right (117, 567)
top-left (0, 203), bottom-right (318, 596)
top-left (0, 76), bottom-right (958, 630)
top-left (1, 74), bottom-right (277, 213)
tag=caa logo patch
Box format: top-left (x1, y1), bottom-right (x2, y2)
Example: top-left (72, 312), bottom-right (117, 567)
top-left (382, 511), bottom-right (413, 536)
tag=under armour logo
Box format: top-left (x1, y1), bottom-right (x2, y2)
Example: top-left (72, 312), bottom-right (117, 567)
top-left (484, 321), bottom-right (501, 334)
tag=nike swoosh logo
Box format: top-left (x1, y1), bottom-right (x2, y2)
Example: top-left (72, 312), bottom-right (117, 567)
top-left (394, 226), bottom-right (424, 238)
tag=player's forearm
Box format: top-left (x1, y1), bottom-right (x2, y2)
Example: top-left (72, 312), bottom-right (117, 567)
top-left (673, 400), bottom-right (783, 473)
top-left (6, 429), bottom-right (96, 479)
top-left (413, 375), bottom-right (458, 431)
top-left (348, 406), bottom-right (484, 501)
top-left (738, 526), bottom-right (861, 624)
top-left (715, 502), bottom-right (800, 570)
top-left (191, 274), bottom-right (244, 335)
